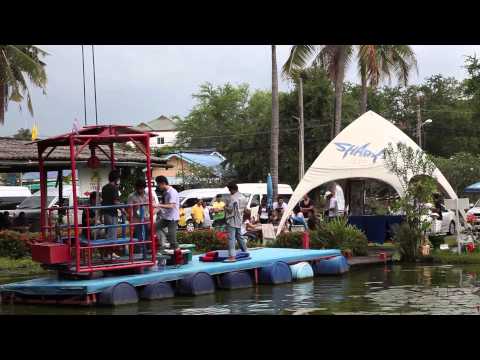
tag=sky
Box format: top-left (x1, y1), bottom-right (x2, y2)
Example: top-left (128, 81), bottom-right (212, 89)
top-left (1, 45), bottom-right (479, 137)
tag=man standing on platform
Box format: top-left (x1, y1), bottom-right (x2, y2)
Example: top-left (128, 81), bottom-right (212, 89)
top-left (155, 176), bottom-right (180, 252)
top-left (102, 170), bottom-right (121, 241)
top-left (224, 182), bottom-right (247, 262)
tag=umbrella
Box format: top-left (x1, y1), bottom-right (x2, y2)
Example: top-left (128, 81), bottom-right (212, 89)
top-left (267, 173), bottom-right (273, 210)
top-left (464, 182), bottom-right (480, 193)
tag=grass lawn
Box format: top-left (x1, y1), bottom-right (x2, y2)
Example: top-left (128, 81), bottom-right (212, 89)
top-left (0, 257), bottom-right (45, 275)
top-left (368, 242), bottom-right (396, 248)
top-left (430, 250), bottom-right (480, 264)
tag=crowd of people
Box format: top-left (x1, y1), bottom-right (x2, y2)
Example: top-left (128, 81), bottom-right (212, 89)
top-left (2, 170), bottom-right (343, 265)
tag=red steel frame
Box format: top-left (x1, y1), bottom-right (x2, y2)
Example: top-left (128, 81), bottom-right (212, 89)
top-left (36, 126), bottom-right (157, 274)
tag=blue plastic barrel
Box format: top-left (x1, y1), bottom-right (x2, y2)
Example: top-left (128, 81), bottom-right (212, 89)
top-left (139, 281), bottom-right (174, 300)
top-left (178, 272), bottom-right (215, 296)
top-left (290, 262), bottom-right (314, 280)
top-left (312, 256), bottom-right (349, 275)
top-left (98, 282), bottom-right (139, 306)
top-left (259, 261), bottom-right (292, 285)
top-left (217, 271), bottom-right (253, 290)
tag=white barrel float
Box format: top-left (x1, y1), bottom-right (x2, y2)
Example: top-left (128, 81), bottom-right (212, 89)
top-left (139, 281), bottom-right (174, 300)
top-left (178, 272), bottom-right (215, 296)
top-left (312, 255), bottom-right (349, 276)
top-left (98, 282), bottom-right (139, 306)
top-left (259, 261), bottom-right (292, 285)
top-left (217, 271), bottom-right (253, 290)
top-left (289, 262), bottom-right (314, 280)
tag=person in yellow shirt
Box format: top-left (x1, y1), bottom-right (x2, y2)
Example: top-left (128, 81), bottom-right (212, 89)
top-left (179, 207), bottom-right (187, 228)
top-left (191, 199), bottom-right (204, 229)
top-left (211, 194), bottom-right (226, 227)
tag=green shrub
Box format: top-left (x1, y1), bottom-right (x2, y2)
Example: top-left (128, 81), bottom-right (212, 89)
top-left (0, 230), bottom-right (40, 259)
top-left (177, 229), bottom-right (228, 252)
top-left (429, 235), bottom-right (446, 249)
top-left (391, 223), bottom-right (421, 262)
top-left (269, 232), bottom-right (303, 248)
top-left (316, 218), bottom-right (369, 256)
top-left (268, 231), bottom-right (327, 249)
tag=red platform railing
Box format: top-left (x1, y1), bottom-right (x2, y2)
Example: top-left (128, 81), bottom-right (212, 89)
top-left (40, 202), bottom-right (158, 273)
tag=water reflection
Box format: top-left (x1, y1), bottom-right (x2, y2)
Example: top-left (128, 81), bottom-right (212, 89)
top-left (2, 264), bottom-right (480, 315)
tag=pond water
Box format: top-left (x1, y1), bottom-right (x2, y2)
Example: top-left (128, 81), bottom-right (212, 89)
top-left (1, 263), bottom-right (480, 315)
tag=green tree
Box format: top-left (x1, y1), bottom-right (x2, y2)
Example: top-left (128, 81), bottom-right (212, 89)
top-left (0, 45), bottom-right (48, 124)
top-left (432, 152), bottom-right (480, 196)
top-left (384, 142), bottom-right (437, 261)
top-left (12, 128), bottom-right (32, 140)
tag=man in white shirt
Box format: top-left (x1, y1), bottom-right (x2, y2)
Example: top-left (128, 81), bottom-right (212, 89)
top-left (273, 196), bottom-right (288, 215)
top-left (328, 190), bottom-right (339, 220)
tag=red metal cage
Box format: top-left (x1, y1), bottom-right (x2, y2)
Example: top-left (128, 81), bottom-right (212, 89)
top-left (31, 125), bottom-right (159, 274)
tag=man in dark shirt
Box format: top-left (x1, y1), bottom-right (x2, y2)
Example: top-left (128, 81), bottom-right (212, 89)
top-left (299, 194), bottom-right (315, 218)
top-left (102, 170), bottom-right (121, 241)
top-left (433, 193), bottom-right (443, 221)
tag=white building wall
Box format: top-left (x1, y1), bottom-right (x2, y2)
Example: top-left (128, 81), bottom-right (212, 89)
top-left (149, 131), bottom-right (178, 149)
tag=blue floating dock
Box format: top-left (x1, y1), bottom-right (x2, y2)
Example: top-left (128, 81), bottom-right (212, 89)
top-left (0, 248), bottom-right (342, 303)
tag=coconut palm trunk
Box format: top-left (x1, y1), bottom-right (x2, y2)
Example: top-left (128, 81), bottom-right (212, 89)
top-left (0, 84), bottom-right (5, 124)
top-left (271, 45), bottom-right (280, 199)
top-left (360, 68), bottom-right (368, 114)
top-left (333, 47), bottom-right (347, 136)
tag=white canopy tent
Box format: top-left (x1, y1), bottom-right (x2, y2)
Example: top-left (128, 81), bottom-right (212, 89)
top-left (277, 111), bottom-right (461, 234)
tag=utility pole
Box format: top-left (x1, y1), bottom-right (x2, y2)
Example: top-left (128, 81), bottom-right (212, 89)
top-left (298, 76), bottom-right (305, 182)
top-left (416, 95), bottom-right (422, 148)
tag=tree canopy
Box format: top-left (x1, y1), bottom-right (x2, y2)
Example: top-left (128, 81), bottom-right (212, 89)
top-left (175, 55), bottom-right (480, 193)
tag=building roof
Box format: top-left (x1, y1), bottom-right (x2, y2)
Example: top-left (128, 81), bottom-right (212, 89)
top-left (162, 152), bottom-right (226, 168)
top-left (136, 115), bottom-right (176, 132)
top-left (0, 137), bottom-right (170, 172)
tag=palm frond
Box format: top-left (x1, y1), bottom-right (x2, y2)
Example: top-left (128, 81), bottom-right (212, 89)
top-left (0, 45), bottom-right (48, 124)
top-left (282, 45), bottom-right (319, 80)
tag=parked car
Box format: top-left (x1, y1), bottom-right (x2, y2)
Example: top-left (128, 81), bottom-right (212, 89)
top-left (423, 203), bottom-right (458, 235)
top-left (217, 183), bottom-right (294, 221)
top-left (466, 199), bottom-right (480, 229)
top-left (11, 186), bottom-right (81, 231)
top-left (177, 183), bottom-right (294, 230)
top-left (178, 188), bottom-right (225, 231)
top-left (0, 186), bottom-right (31, 210)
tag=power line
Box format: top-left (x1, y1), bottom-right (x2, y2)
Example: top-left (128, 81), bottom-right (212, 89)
top-left (176, 123), bottom-right (330, 141)
top-left (81, 45), bottom-right (87, 126)
top-left (92, 45), bottom-right (98, 126)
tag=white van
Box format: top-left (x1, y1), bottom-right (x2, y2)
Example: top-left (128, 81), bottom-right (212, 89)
top-left (178, 188), bottom-right (226, 209)
top-left (218, 183), bottom-right (294, 221)
top-left (12, 186), bottom-right (80, 231)
top-left (0, 186), bottom-right (31, 210)
top-left (178, 188), bottom-right (225, 230)
top-left (178, 184), bottom-right (293, 229)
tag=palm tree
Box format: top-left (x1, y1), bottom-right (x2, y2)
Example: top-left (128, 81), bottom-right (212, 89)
top-left (0, 45), bottom-right (48, 125)
top-left (358, 45), bottom-right (417, 114)
top-left (284, 45), bottom-right (418, 134)
top-left (283, 45), bottom-right (354, 136)
top-left (271, 45), bottom-right (280, 199)
top-left (281, 66), bottom-right (307, 182)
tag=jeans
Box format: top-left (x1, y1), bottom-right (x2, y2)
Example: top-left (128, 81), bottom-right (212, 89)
top-left (104, 213), bottom-right (117, 241)
top-left (227, 225), bottom-right (247, 257)
top-left (291, 215), bottom-right (308, 229)
top-left (156, 219), bottom-right (178, 250)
